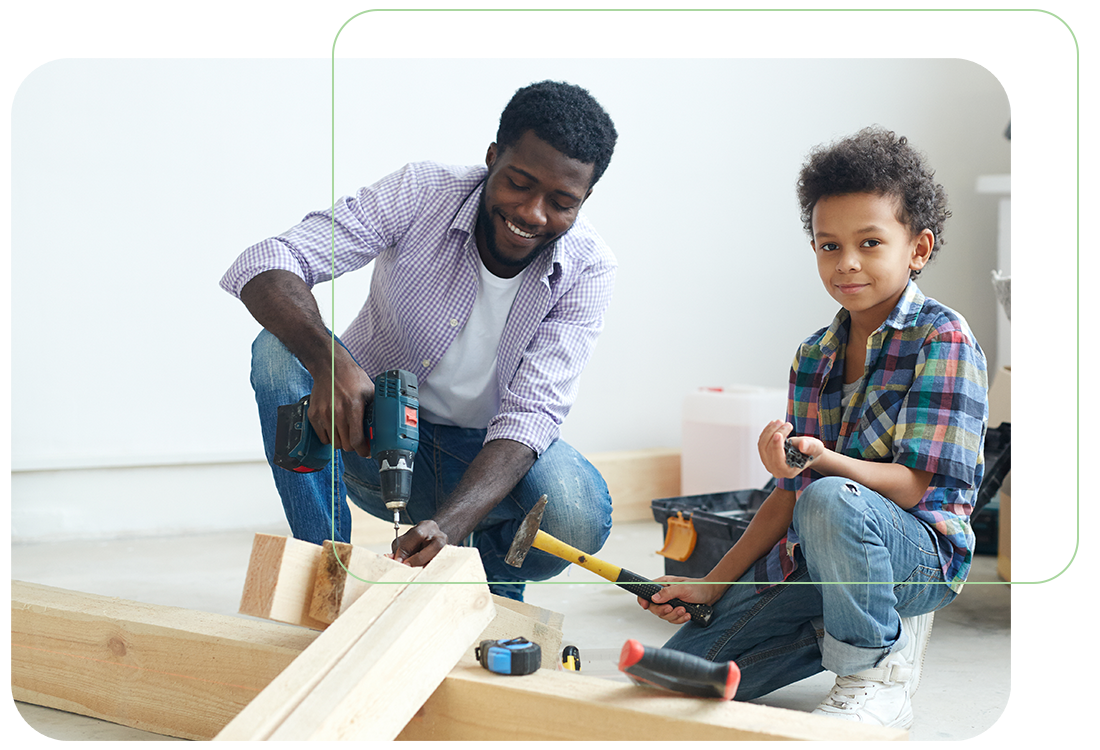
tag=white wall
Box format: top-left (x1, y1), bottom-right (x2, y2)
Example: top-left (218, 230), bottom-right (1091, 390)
top-left (10, 57), bottom-right (1010, 540)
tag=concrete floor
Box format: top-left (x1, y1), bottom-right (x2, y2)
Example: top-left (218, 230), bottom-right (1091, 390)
top-left (11, 516), bottom-right (1010, 742)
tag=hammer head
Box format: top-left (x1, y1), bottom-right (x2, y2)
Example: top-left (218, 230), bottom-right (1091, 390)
top-left (504, 495), bottom-right (548, 568)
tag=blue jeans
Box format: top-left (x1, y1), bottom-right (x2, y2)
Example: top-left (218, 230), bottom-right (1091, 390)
top-left (665, 476), bottom-right (958, 700)
top-left (250, 330), bottom-right (613, 600)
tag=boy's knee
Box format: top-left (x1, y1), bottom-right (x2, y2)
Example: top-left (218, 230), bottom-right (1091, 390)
top-left (793, 476), bottom-right (868, 532)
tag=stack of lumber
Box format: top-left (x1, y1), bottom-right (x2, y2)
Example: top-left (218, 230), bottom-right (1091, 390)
top-left (11, 532), bottom-right (906, 741)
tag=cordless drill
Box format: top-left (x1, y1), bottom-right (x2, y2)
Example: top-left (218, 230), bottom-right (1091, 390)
top-left (273, 369), bottom-right (420, 539)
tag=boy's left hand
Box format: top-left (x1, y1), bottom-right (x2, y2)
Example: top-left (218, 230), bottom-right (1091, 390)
top-left (759, 420), bottom-right (824, 479)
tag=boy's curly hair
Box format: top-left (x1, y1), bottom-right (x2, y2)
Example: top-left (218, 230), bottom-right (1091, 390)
top-left (797, 127), bottom-right (950, 277)
top-left (496, 80), bottom-right (618, 188)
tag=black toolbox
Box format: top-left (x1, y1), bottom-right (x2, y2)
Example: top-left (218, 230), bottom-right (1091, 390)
top-left (651, 423), bottom-right (1011, 578)
top-left (651, 480), bottom-right (773, 579)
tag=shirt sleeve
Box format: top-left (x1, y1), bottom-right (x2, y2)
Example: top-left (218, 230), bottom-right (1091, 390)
top-left (891, 325), bottom-right (988, 488)
top-left (219, 164), bottom-right (424, 297)
top-left (486, 253), bottom-right (617, 455)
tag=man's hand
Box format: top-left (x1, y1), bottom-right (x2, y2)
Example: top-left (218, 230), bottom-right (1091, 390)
top-left (390, 520), bottom-right (449, 567)
top-left (637, 575), bottom-right (728, 625)
top-left (307, 351), bottom-right (376, 457)
top-left (759, 419), bottom-right (824, 479)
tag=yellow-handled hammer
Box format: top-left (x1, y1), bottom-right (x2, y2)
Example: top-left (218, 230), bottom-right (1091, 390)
top-left (504, 495), bottom-right (714, 627)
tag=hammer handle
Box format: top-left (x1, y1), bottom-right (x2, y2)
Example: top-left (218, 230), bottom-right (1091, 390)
top-left (614, 570), bottom-right (714, 628)
top-left (531, 530), bottom-right (714, 628)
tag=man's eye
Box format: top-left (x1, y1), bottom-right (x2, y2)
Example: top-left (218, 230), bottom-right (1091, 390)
top-left (508, 179), bottom-right (528, 191)
top-left (552, 201), bottom-right (577, 212)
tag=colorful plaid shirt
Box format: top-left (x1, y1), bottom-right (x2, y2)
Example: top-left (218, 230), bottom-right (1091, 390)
top-left (220, 161), bottom-right (617, 455)
top-left (759, 281), bottom-right (988, 592)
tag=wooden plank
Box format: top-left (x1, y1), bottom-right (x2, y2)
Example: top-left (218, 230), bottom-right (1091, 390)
top-left (309, 538), bottom-right (411, 623)
top-left (398, 661), bottom-right (907, 742)
top-left (237, 532), bottom-right (328, 630)
top-left (313, 531), bottom-right (570, 669)
top-left (214, 563), bottom-right (421, 740)
top-left (13, 580), bottom-right (903, 742)
top-left (245, 532), bottom-right (565, 667)
top-left (589, 447), bottom-right (681, 522)
top-left (264, 545), bottom-right (495, 740)
top-left (11, 580), bottom-right (318, 741)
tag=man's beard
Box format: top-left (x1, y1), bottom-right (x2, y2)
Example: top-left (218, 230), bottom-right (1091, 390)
top-left (477, 197), bottom-right (546, 272)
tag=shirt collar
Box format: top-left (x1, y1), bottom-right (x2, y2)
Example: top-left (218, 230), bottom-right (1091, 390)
top-left (818, 280), bottom-right (925, 358)
top-left (885, 279), bottom-right (926, 331)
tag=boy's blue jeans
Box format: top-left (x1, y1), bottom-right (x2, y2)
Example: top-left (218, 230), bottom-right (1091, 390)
top-left (250, 330), bottom-right (613, 600)
top-left (665, 476), bottom-right (958, 700)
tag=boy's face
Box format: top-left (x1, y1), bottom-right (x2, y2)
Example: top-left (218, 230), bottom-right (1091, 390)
top-left (810, 192), bottom-right (933, 333)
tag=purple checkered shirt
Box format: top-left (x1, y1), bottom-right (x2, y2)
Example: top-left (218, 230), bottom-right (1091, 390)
top-left (220, 161), bottom-right (617, 455)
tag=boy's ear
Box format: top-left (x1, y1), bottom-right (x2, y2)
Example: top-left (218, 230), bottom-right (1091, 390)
top-left (909, 228), bottom-right (935, 270)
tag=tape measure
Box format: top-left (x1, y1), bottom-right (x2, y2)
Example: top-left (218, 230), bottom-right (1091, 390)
top-left (475, 637), bottom-right (541, 676)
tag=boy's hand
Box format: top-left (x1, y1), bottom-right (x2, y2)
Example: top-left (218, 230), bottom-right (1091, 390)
top-left (759, 420), bottom-right (824, 479)
top-left (637, 576), bottom-right (727, 625)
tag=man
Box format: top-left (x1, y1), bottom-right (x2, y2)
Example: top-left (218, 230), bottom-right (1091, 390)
top-left (220, 80), bottom-right (619, 600)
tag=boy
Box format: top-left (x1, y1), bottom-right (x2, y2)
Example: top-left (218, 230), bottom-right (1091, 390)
top-left (639, 127), bottom-right (988, 730)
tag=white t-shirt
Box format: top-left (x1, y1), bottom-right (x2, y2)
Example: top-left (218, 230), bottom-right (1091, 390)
top-left (416, 254), bottom-right (526, 428)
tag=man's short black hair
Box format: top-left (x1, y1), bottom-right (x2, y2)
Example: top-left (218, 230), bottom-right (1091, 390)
top-left (797, 127), bottom-right (950, 277)
top-left (496, 80), bottom-right (618, 187)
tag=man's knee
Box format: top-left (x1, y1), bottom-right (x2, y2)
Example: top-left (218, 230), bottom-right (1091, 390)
top-left (528, 444), bottom-right (612, 552)
top-left (250, 329), bottom-right (310, 395)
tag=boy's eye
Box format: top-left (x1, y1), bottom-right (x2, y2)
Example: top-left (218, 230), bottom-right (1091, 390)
top-left (861, 239), bottom-right (881, 248)
top-left (820, 243), bottom-right (839, 252)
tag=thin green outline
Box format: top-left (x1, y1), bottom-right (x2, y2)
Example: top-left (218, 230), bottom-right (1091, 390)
top-left (323, 8), bottom-right (1073, 585)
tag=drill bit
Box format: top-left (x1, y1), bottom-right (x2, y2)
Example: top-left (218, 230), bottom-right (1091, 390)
top-left (393, 509), bottom-right (400, 541)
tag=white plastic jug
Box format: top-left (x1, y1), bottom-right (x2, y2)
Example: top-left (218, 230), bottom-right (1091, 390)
top-left (681, 385), bottom-right (788, 496)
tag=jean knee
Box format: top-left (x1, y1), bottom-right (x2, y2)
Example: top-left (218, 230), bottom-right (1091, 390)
top-left (529, 445), bottom-right (612, 553)
top-left (793, 476), bottom-right (870, 534)
top-left (250, 330), bottom-right (311, 395)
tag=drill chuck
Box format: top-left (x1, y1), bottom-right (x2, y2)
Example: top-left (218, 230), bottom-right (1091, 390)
top-left (379, 451), bottom-right (415, 512)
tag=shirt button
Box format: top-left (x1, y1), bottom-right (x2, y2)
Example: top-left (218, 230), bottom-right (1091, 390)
top-left (449, 318), bottom-right (459, 327)
top-left (422, 359), bottom-right (431, 368)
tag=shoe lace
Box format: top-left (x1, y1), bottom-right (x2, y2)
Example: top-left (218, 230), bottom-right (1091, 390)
top-left (822, 676), bottom-right (877, 708)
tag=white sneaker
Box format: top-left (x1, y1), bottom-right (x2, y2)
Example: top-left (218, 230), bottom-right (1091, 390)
top-left (811, 613), bottom-right (934, 729)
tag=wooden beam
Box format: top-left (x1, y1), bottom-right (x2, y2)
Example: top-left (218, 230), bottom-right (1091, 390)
top-left (12, 580), bottom-right (904, 741)
top-left (589, 447), bottom-right (681, 522)
top-left (11, 579), bottom-right (317, 741)
top-left (242, 532), bottom-right (565, 668)
top-left (237, 532), bottom-right (329, 630)
top-left (215, 564), bottom-right (421, 740)
top-left (397, 661), bottom-right (906, 742)
top-left (308, 538), bottom-right (412, 623)
top-left (219, 545), bottom-right (496, 741)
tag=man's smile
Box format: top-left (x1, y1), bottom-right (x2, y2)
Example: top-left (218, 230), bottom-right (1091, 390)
top-left (504, 216), bottom-right (537, 240)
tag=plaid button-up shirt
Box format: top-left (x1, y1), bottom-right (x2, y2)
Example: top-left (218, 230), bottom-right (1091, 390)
top-left (221, 161), bottom-right (616, 455)
top-left (759, 281), bottom-right (988, 592)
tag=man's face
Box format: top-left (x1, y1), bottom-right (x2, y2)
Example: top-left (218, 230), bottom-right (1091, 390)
top-left (476, 130), bottom-right (595, 278)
